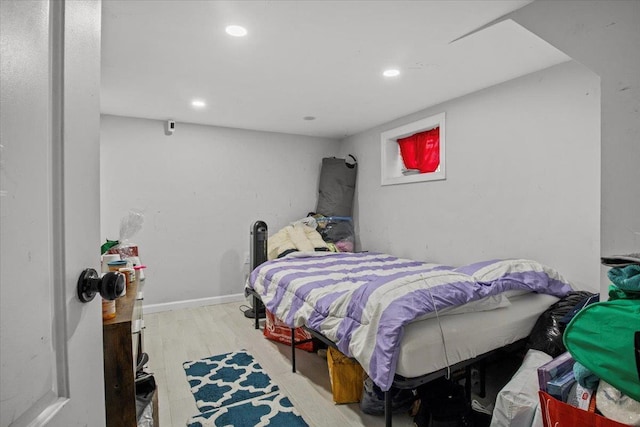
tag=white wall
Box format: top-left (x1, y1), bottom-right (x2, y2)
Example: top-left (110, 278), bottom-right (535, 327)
top-left (100, 1), bottom-right (639, 307)
top-left (340, 61), bottom-right (600, 292)
top-left (508, 0), bottom-right (640, 295)
top-left (100, 115), bottom-right (340, 308)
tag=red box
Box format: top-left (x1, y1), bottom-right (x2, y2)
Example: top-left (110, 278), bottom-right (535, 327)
top-left (263, 310), bottom-right (314, 352)
top-left (107, 244), bottom-right (138, 258)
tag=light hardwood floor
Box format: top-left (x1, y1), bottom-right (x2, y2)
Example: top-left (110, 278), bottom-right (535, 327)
top-left (144, 301), bottom-right (417, 427)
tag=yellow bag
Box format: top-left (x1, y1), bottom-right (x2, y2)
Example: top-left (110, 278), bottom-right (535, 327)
top-left (327, 347), bottom-right (365, 404)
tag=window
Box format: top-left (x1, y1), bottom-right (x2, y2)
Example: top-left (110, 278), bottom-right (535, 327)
top-left (397, 127), bottom-right (440, 174)
top-left (381, 113), bottom-right (446, 186)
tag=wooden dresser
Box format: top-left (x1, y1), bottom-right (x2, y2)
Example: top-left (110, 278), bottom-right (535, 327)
top-left (103, 279), bottom-right (158, 426)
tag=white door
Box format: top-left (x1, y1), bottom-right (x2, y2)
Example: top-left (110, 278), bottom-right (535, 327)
top-left (1, 1), bottom-right (104, 426)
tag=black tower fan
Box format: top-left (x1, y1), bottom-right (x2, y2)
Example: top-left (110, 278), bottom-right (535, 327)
top-left (244, 221), bottom-right (267, 319)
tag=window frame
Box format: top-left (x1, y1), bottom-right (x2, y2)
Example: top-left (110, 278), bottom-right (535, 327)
top-left (380, 113), bottom-right (446, 186)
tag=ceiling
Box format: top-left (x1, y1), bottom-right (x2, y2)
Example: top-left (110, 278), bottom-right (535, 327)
top-left (100, 0), bottom-right (571, 139)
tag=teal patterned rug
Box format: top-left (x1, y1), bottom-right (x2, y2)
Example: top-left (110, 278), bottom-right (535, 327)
top-left (183, 350), bottom-right (308, 427)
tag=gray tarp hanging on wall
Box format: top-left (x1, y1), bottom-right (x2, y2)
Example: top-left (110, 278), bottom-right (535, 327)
top-left (315, 156), bottom-right (357, 217)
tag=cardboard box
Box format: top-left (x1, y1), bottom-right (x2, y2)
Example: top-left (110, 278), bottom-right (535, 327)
top-left (327, 347), bottom-right (365, 404)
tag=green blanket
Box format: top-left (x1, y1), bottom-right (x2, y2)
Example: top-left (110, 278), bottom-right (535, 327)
top-left (608, 264), bottom-right (640, 300)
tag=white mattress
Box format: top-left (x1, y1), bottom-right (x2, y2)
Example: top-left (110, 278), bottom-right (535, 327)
top-left (395, 292), bottom-right (558, 378)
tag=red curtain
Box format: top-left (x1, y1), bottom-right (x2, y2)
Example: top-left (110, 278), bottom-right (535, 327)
top-left (397, 127), bottom-right (440, 173)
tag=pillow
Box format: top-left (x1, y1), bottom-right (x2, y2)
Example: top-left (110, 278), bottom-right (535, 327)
top-left (457, 259), bottom-right (573, 298)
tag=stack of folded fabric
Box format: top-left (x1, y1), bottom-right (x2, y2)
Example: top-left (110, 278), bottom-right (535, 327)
top-left (602, 253), bottom-right (640, 300)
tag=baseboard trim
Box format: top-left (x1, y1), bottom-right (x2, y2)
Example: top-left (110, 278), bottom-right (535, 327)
top-left (142, 293), bottom-right (246, 314)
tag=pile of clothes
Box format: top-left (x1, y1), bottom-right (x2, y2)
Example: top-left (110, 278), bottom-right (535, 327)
top-left (490, 255), bottom-right (639, 427)
top-left (266, 215), bottom-right (355, 260)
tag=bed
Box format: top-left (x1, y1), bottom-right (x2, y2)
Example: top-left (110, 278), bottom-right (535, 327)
top-left (245, 249), bottom-right (572, 426)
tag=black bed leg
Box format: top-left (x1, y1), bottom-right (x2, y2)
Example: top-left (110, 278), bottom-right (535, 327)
top-left (253, 295), bottom-right (260, 330)
top-left (479, 360), bottom-right (487, 398)
top-left (465, 366), bottom-right (472, 401)
top-left (384, 390), bottom-right (392, 427)
top-left (291, 328), bottom-right (297, 373)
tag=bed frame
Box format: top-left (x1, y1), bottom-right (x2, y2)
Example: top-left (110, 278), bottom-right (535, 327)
top-left (245, 222), bottom-right (535, 426)
top-left (246, 287), bottom-right (524, 427)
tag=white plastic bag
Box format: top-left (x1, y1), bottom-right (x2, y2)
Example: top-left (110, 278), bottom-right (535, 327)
top-left (119, 209), bottom-right (144, 245)
top-left (490, 349), bottom-right (552, 427)
top-left (596, 380), bottom-right (640, 426)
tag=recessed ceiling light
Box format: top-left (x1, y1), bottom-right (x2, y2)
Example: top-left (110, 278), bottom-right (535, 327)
top-left (225, 25), bottom-right (247, 37)
top-left (383, 69), bottom-right (400, 77)
top-left (191, 100), bottom-right (206, 108)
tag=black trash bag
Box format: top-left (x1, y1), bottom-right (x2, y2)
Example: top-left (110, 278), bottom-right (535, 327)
top-left (413, 377), bottom-right (473, 427)
top-left (316, 216), bottom-right (355, 252)
top-left (317, 217), bottom-right (354, 243)
top-left (360, 377), bottom-right (415, 416)
top-left (526, 291), bottom-right (597, 358)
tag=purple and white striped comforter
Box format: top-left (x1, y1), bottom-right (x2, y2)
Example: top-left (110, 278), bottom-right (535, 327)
top-left (246, 252), bottom-right (572, 391)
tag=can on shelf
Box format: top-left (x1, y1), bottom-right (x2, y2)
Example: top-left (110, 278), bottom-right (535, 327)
top-left (108, 260), bottom-right (128, 297)
top-left (107, 260), bottom-right (127, 272)
top-left (102, 298), bottom-right (116, 320)
top-left (119, 267), bottom-right (134, 287)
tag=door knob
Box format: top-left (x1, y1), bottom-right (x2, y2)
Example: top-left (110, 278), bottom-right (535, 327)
top-left (77, 268), bottom-right (125, 302)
